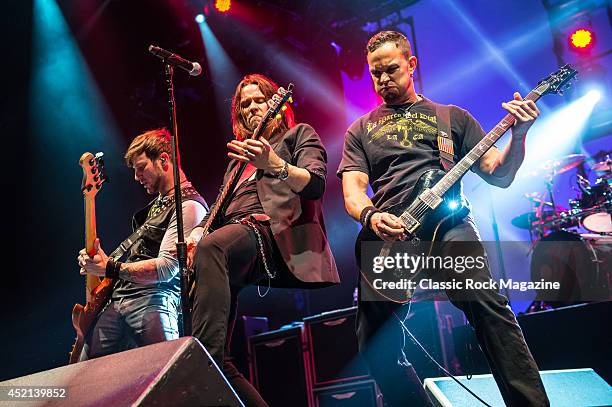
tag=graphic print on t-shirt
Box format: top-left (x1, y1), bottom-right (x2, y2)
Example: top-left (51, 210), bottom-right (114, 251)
top-left (367, 110), bottom-right (438, 149)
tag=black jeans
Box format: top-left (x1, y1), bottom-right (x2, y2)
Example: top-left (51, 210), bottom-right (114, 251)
top-left (357, 219), bottom-right (550, 407)
top-left (191, 222), bottom-right (270, 407)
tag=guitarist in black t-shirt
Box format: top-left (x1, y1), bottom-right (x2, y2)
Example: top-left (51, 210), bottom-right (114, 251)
top-left (338, 31), bottom-right (549, 407)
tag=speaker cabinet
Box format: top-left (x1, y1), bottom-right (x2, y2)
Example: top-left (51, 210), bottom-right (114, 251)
top-left (0, 337), bottom-right (243, 406)
top-left (313, 379), bottom-right (382, 407)
top-left (249, 324), bottom-right (312, 407)
top-left (303, 306), bottom-right (369, 387)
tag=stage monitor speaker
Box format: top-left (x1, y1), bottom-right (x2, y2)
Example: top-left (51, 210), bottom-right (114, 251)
top-left (424, 368), bottom-right (612, 407)
top-left (0, 337), bottom-right (244, 407)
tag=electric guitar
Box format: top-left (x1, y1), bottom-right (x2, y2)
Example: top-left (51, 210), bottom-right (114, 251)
top-left (69, 152), bottom-right (111, 364)
top-left (357, 64), bottom-right (578, 303)
top-left (186, 84), bottom-right (294, 298)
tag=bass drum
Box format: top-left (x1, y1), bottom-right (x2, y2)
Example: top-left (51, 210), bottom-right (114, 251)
top-left (577, 181), bottom-right (612, 233)
top-left (530, 231), bottom-right (611, 306)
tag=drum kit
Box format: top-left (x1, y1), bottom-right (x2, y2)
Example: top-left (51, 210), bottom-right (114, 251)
top-left (511, 154), bottom-right (612, 310)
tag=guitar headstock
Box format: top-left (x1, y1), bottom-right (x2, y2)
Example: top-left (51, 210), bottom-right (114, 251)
top-left (262, 83), bottom-right (294, 123)
top-left (534, 64), bottom-right (578, 96)
top-left (79, 152), bottom-right (108, 198)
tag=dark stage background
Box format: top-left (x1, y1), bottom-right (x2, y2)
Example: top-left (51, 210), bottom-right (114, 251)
top-left (3, 0), bottom-right (611, 381)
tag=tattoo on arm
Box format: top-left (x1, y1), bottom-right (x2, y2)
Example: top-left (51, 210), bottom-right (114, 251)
top-left (119, 259), bottom-right (160, 284)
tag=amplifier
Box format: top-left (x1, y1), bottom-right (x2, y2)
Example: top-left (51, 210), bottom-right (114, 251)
top-left (313, 379), bottom-right (382, 407)
top-left (303, 306), bottom-right (369, 387)
top-left (249, 323), bottom-right (312, 407)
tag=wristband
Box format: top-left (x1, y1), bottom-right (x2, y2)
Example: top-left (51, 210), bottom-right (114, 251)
top-left (359, 206), bottom-right (380, 230)
top-left (105, 259), bottom-right (121, 279)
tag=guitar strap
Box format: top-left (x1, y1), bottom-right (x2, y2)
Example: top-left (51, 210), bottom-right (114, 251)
top-left (435, 103), bottom-right (456, 172)
top-left (108, 186), bottom-right (201, 261)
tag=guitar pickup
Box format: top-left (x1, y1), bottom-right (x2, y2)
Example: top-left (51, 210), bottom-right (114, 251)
top-left (419, 188), bottom-right (443, 209)
top-left (400, 213), bottom-right (420, 234)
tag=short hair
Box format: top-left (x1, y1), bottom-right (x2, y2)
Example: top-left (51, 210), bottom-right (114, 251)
top-left (231, 74), bottom-right (295, 141)
top-left (124, 128), bottom-right (173, 167)
top-left (366, 30), bottom-right (412, 59)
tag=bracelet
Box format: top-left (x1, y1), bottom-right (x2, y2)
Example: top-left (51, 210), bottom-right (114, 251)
top-left (359, 206), bottom-right (380, 230)
top-left (105, 259), bottom-right (122, 279)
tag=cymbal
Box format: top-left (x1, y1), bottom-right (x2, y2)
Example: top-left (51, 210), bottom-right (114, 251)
top-left (592, 158), bottom-right (612, 172)
top-left (540, 154), bottom-right (585, 176)
top-left (511, 212), bottom-right (536, 230)
top-left (524, 192), bottom-right (553, 207)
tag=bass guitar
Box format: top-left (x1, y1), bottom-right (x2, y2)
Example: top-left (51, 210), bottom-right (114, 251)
top-left (69, 152), bottom-right (111, 363)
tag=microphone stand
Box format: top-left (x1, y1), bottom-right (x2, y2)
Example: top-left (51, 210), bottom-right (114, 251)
top-left (163, 63), bottom-right (192, 336)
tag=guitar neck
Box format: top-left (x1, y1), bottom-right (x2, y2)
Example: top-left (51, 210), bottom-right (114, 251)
top-left (200, 116), bottom-right (269, 235)
top-left (84, 195), bottom-right (101, 300)
top-left (432, 90), bottom-right (541, 197)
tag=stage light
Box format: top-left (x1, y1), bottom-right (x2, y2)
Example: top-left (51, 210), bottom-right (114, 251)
top-left (330, 41), bottom-right (341, 54)
top-left (585, 89), bottom-right (602, 103)
top-left (215, 0), bottom-right (231, 13)
top-left (568, 28), bottom-right (595, 52)
top-left (448, 200), bottom-right (459, 210)
top-left (521, 90), bottom-right (602, 169)
top-left (195, 14), bottom-right (205, 23)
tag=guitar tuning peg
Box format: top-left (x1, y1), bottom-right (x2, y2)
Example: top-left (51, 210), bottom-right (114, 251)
top-left (281, 105), bottom-right (287, 111)
top-left (288, 97), bottom-right (293, 103)
top-left (275, 113), bottom-right (282, 119)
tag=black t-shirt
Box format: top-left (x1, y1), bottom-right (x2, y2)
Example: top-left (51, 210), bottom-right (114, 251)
top-left (337, 96), bottom-right (486, 210)
top-left (223, 178), bottom-right (264, 223)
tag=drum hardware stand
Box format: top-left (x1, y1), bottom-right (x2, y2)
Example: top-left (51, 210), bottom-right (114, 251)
top-left (487, 185), bottom-right (511, 302)
top-left (544, 174), bottom-right (559, 223)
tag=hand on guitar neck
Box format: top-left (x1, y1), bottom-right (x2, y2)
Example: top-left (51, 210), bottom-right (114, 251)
top-left (78, 238), bottom-right (110, 278)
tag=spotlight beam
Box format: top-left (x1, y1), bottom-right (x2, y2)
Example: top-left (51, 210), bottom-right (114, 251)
top-left (430, 0), bottom-right (552, 114)
top-left (196, 19), bottom-right (240, 136)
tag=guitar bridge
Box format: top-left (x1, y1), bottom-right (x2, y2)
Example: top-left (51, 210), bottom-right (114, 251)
top-left (419, 188), bottom-right (443, 210)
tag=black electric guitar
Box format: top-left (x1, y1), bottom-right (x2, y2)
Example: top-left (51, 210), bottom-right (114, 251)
top-left (186, 84), bottom-right (294, 297)
top-left (69, 152), bottom-right (111, 363)
top-left (357, 64), bottom-right (577, 303)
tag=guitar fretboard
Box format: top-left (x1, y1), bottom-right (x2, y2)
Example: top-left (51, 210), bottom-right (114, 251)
top-left (431, 91), bottom-right (540, 197)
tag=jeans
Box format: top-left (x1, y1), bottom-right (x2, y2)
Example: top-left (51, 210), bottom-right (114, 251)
top-left (79, 292), bottom-right (179, 361)
top-left (357, 219), bottom-right (550, 407)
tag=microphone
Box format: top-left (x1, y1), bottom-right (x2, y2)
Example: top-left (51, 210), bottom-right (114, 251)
top-left (148, 45), bottom-right (202, 77)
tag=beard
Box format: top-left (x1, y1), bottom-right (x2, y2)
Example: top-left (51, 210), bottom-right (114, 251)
top-left (379, 87), bottom-right (401, 104)
top-left (247, 114), bottom-right (263, 130)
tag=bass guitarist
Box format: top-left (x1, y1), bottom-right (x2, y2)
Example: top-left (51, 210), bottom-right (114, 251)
top-left (338, 31), bottom-right (549, 406)
top-left (77, 128), bottom-right (207, 360)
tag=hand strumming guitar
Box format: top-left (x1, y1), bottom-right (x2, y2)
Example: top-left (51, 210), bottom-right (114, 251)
top-left (369, 212), bottom-right (407, 242)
